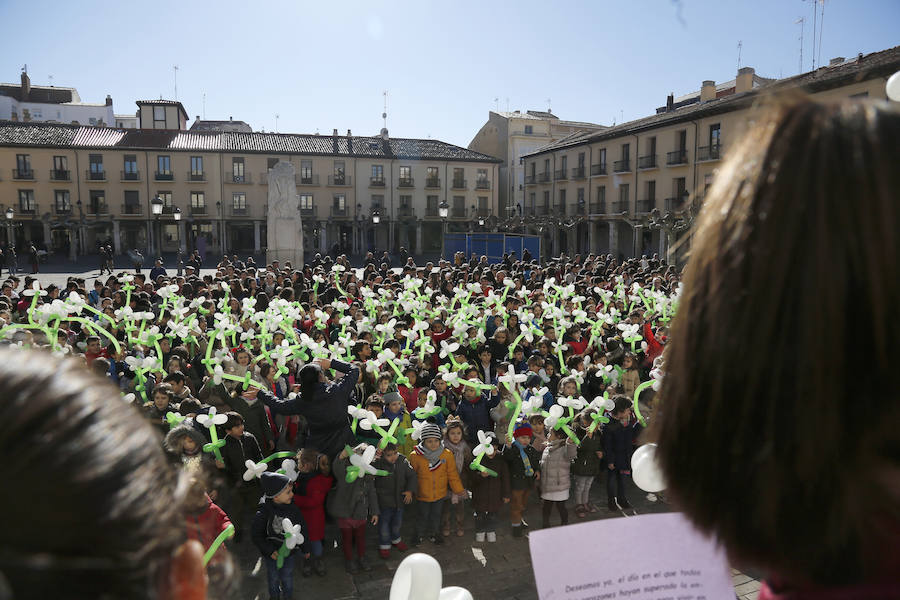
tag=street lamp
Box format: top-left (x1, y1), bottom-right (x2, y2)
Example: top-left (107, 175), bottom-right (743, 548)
top-left (173, 207), bottom-right (183, 275)
top-left (438, 200), bottom-right (449, 261)
top-left (4, 207), bottom-right (13, 249)
top-left (372, 209), bottom-right (381, 225)
top-left (151, 196), bottom-right (163, 258)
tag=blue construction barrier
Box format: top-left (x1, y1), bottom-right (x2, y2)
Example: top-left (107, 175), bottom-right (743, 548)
top-left (444, 233), bottom-right (541, 264)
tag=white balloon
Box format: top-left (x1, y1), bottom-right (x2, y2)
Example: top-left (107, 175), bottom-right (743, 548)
top-left (886, 70), bottom-right (900, 102)
top-left (390, 553), bottom-right (473, 600)
top-left (631, 443), bottom-right (666, 493)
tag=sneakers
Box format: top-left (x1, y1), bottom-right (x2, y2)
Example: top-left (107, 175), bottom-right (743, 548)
top-left (475, 531), bottom-right (486, 543)
top-left (429, 535), bottom-right (444, 545)
top-left (378, 549), bottom-right (390, 559)
top-left (410, 536), bottom-right (422, 547)
top-left (345, 559), bottom-right (358, 574)
top-left (301, 560), bottom-right (313, 577)
top-left (357, 556), bottom-right (373, 572)
top-left (313, 557), bottom-right (326, 577)
top-left (575, 504), bottom-right (587, 518)
top-left (486, 532), bottom-right (497, 543)
top-left (457, 527), bottom-right (465, 537)
top-left (392, 541), bottom-right (409, 552)
top-left (618, 498), bottom-right (632, 509)
top-left (587, 502), bottom-right (599, 513)
top-left (608, 498), bottom-right (618, 511)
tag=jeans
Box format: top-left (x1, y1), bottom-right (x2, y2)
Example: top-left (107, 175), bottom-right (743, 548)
top-left (263, 553), bottom-right (295, 598)
top-left (415, 499), bottom-right (445, 539)
top-left (573, 475), bottom-right (594, 505)
top-left (474, 511), bottom-right (497, 533)
top-left (379, 506), bottom-right (404, 549)
top-left (308, 539), bottom-right (323, 558)
top-left (606, 469), bottom-right (628, 503)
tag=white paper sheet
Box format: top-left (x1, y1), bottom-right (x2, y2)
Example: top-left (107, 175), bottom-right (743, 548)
top-left (528, 512), bottom-right (735, 600)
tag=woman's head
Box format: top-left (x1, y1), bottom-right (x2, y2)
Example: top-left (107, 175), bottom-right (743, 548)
top-left (654, 99), bottom-right (900, 586)
top-left (444, 417), bottom-right (465, 444)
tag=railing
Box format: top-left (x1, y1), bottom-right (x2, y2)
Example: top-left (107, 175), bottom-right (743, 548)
top-left (666, 149), bottom-right (688, 165)
top-left (50, 169), bottom-right (71, 181)
top-left (86, 170), bottom-right (107, 181)
top-left (636, 199), bottom-right (656, 213)
top-left (570, 203), bottom-right (588, 215)
top-left (297, 174), bottom-right (319, 186)
top-left (53, 205), bottom-right (72, 215)
top-left (475, 208), bottom-right (490, 217)
top-left (538, 172), bottom-right (551, 183)
top-left (665, 197), bottom-right (688, 213)
top-left (554, 169), bottom-right (568, 180)
top-left (475, 180), bottom-right (490, 190)
top-left (398, 177), bottom-right (414, 188)
top-left (451, 179), bottom-right (467, 190)
top-left (331, 205), bottom-right (349, 217)
top-left (369, 176), bottom-right (385, 187)
top-left (155, 171), bottom-right (174, 181)
top-left (425, 177), bottom-right (441, 188)
top-left (637, 155), bottom-right (658, 169)
top-left (86, 204), bottom-right (110, 215)
top-left (228, 173), bottom-right (251, 184)
top-left (13, 169), bottom-right (33, 180)
top-left (537, 204), bottom-right (551, 216)
top-left (397, 206), bottom-right (415, 218)
top-left (121, 203), bottom-right (143, 215)
top-left (591, 163), bottom-right (607, 176)
top-left (524, 175), bottom-right (536, 185)
top-left (190, 205), bottom-right (208, 215)
top-left (697, 144), bottom-right (721, 161)
top-left (300, 206), bottom-right (316, 216)
top-left (425, 207), bottom-right (438, 217)
top-left (121, 170), bottom-right (141, 181)
top-left (230, 206), bottom-right (248, 216)
top-left (612, 200), bottom-right (630, 213)
top-left (328, 175), bottom-right (351, 186)
top-left (18, 203), bottom-right (38, 214)
top-left (555, 203), bottom-right (567, 215)
top-left (589, 201), bottom-right (606, 213)
top-left (613, 159), bottom-right (630, 173)
top-left (450, 207), bottom-right (466, 218)
top-left (187, 171), bottom-right (207, 182)
top-left (161, 206), bottom-right (175, 215)
top-left (570, 166), bottom-right (586, 179)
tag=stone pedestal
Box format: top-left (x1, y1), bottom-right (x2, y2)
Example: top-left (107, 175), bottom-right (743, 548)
top-left (266, 161), bottom-right (303, 267)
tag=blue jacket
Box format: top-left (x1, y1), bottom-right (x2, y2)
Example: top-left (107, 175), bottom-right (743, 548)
top-left (456, 390), bottom-right (500, 444)
top-left (603, 419), bottom-right (640, 471)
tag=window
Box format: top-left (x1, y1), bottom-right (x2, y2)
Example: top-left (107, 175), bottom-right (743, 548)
top-left (528, 192), bottom-right (536, 209)
top-left (89, 190), bottom-right (106, 214)
top-left (426, 166), bottom-right (439, 186)
top-left (677, 130), bottom-right (687, 151)
top-left (267, 157), bottom-right (279, 170)
top-left (371, 165), bottom-right (384, 183)
top-left (598, 148), bottom-right (606, 167)
top-left (543, 159), bottom-right (550, 174)
top-left (398, 195), bottom-right (412, 215)
top-left (333, 194), bottom-right (347, 214)
top-left (334, 161), bottom-right (346, 184)
top-left (452, 195), bottom-right (465, 216)
top-left (619, 183), bottom-right (630, 205)
top-left (648, 136), bottom-right (657, 155)
top-left (426, 195), bottom-right (438, 215)
top-left (55, 190), bottom-right (71, 212)
top-left (153, 106), bottom-right (166, 127)
top-left (453, 168), bottom-right (464, 186)
top-left (675, 177), bottom-right (687, 197)
top-left (190, 156), bottom-right (203, 177)
top-left (299, 194), bottom-right (314, 211)
top-left (621, 143), bottom-right (630, 160)
top-left (370, 194), bottom-right (384, 211)
top-left (477, 196), bottom-right (488, 212)
top-left (232, 158), bottom-right (245, 181)
top-left (232, 192), bottom-right (247, 212)
top-left (53, 156), bottom-right (67, 171)
top-left (524, 125), bottom-right (533, 134)
top-left (476, 168), bottom-right (487, 183)
top-left (157, 192), bottom-right (173, 210)
top-left (399, 166), bottom-right (411, 180)
top-left (18, 190), bottom-right (35, 212)
top-left (559, 189), bottom-right (566, 207)
top-left (157, 155), bottom-right (171, 178)
top-left (560, 156), bottom-right (567, 171)
top-left (123, 155), bottom-right (138, 179)
top-left (300, 160), bottom-right (313, 184)
top-left (543, 190), bottom-right (550, 208)
top-left (647, 180), bottom-right (656, 200)
top-left (163, 224), bottom-right (179, 243)
top-left (124, 190), bottom-right (140, 214)
top-left (529, 163), bottom-right (536, 177)
top-left (704, 173), bottom-right (714, 196)
top-left (578, 152), bottom-right (585, 168)
top-left (89, 154), bottom-right (104, 178)
top-left (190, 192), bottom-right (206, 212)
top-left (709, 123), bottom-right (721, 147)
top-left (597, 185), bottom-right (606, 210)
top-left (577, 188), bottom-right (585, 205)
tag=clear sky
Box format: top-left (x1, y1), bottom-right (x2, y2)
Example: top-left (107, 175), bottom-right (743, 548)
top-left (1, 0), bottom-right (897, 148)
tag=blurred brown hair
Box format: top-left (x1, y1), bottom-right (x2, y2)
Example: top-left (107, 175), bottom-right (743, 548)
top-left (654, 98), bottom-right (900, 585)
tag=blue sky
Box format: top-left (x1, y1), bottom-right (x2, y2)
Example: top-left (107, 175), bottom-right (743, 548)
top-left (1, 0), bottom-right (897, 147)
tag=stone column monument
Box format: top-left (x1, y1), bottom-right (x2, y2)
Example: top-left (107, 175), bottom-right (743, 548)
top-left (266, 161), bottom-right (304, 267)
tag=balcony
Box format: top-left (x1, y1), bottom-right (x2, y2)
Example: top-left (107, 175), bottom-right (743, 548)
top-left (53, 205), bottom-right (72, 216)
top-left (523, 205), bottom-right (536, 217)
top-left (612, 200), bottom-right (630, 214)
top-left (697, 144), bottom-right (721, 161)
top-left (230, 206), bottom-right (248, 216)
top-left (664, 197), bottom-right (688, 213)
top-left (554, 204), bottom-right (567, 215)
top-left (187, 171), bottom-right (207, 182)
top-left (425, 206), bottom-right (438, 217)
top-left (155, 171), bottom-right (174, 181)
top-left (331, 205), bottom-right (349, 217)
top-left (589, 201), bottom-right (606, 214)
top-left (475, 179), bottom-right (491, 190)
top-left (536, 204), bottom-right (551, 216)
top-left (121, 170), bottom-right (141, 181)
top-left (300, 206), bottom-right (316, 216)
top-left (451, 179), bottom-right (467, 190)
top-left (397, 206), bottom-right (415, 219)
top-left (86, 170), bottom-right (107, 181)
top-left (328, 175), bottom-right (352, 186)
top-left (296, 174), bottom-right (319, 186)
top-left (50, 169), bottom-right (71, 181)
top-left (666, 149), bottom-right (688, 165)
top-left (613, 159), bottom-right (631, 173)
top-left (190, 205), bottom-right (208, 216)
top-left (570, 166), bottom-right (586, 179)
top-left (398, 177), bottom-right (414, 188)
top-left (369, 176), bottom-right (385, 187)
top-left (591, 163), bottom-right (607, 176)
top-left (524, 175), bottom-right (536, 185)
top-left (554, 169), bottom-right (567, 181)
top-left (450, 206), bottom-right (466, 218)
top-left (425, 177), bottom-right (441, 188)
top-left (12, 168), bottom-right (33, 180)
top-left (86, 204), bottom-right (110, 216)
top-left (121, 202), bottom-right (143, 215)
top-left (538, 172), bottom-right (551, 183)
top-left (228, 173), bottom-right (251, 184)
top-left (636, 199), bottom-right (656, 214)
top-left (18, 203), bottom-right (39, 215)
top-left (570, 203), bottom-right (588, 215)
top-left (637, 155), bottom-right (658, 170)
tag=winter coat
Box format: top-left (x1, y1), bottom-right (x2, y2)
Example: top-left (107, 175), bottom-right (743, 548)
top-left (292, 472), bottom-right (332, 542)
top-left (164, 423), bottom-right (223, 488)
top-left (397, 385), bottom-right (421, 414)
top-left (196, 379), bottom-right (233, 413)
top-left (260, 359), bottom-right (360, 461)
top-left (456, 391), bottom-right (501, 445)
top-left (573, 427), bottom-right (604, 476)
top-left (469, 451), bottom-right (511, 513)
top-left (327, 455), bottom-right (380, 520)
top-left (372, 454), bottom-right (417, 510)
top-left (603, 419), bottom-right (637, 471)
top-left (143, 402), bottom-right (178, 438)
top-left (502, 443), bottom-right (542, 491)
top-left (251, 498), bottom-right (309, 558)
top-left (408, 447), bottom-right (465, 502)
top-left (621, 369), bottom-right (641, 399)
top-left (383, 409), bottom-right (414, 456)
top-left (539, 439), bottom-right (577, 494)
top-left (221, 432), bottom-right (263, 487)
top-left (184, 495), bottom-right (232, 563)
top-left (228, 393), bottom-right (273, 453)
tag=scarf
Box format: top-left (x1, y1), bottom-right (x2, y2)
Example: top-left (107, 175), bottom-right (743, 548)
top-left (415, 442), bottom-right (445, 470)
top-left (443, 438), bottom-right (469, 474)
top-left (513, 440), bottom-right (534, 477)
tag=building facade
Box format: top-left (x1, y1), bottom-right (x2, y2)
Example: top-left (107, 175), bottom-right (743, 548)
top-left (0, 111), bottom-right (500, 261)
top-left (468, 110), bottom-right (604, 218)
top-left (0, 71), bottom-right (116, 127)
top-left (520, 46), bottom-right (900, 262)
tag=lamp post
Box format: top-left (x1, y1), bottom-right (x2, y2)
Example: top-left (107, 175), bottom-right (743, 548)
top-left (150, 196), bottom-right (163, 258)
top-left (5, 207), bottom-right (13, 250)
top-left (438, 200), bottom-right (449, 261)
top-left (372, 209), bottom-right (381, 258)
top-left (216, 200), bottom-right (224, 256)
top-left (173, 207), bottom-right (183, 275)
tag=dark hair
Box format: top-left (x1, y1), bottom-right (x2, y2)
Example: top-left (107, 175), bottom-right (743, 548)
top-left (654, 99), bottom-right (900, 585)
top-left (298, 363), bottom-right (322, 401)
top-left (223, 411), bottom-right (244, 430)
top-left (0, 350), bottom-right (182, 598)
top-left (162, 371), bottom-right (185, 384)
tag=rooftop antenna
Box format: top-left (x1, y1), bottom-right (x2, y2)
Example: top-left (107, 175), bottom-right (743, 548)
top-left (737, 40), bottom-right (743, 70)
top-left (795, 16), bottom-right (804, 74)
top-left (803, 0), bottom-right (817, 69)
top-left (382, 90), bottom-right (388, 130)
top-left (275, 113), bottom-right (279, 133)
top-left (48, 74), bottom-right (53, 87)
top-left (202, 93), bottom-right (206, 119)
top-left (173, 65), bottom-right (179, 100)
top-left (494, 97), bottom-right (499, 111)
top-left (546, 98), bottom-right (552, 113)
top-left (21, 64), bottom-right (27, 74)
top-left (816, 0), bottom-right (826, 69)
top-left (505, 97), bottom-right (509, 112)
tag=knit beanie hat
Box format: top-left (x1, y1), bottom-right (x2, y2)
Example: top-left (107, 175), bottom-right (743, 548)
top-left (261, 471), bottom-right (291, 499)
top-left (383, 390), bottom-right (403, 406)
top-left (420, 422), bottom-right (443, 441)
top-left (513, 422), bottom-right (533, 439)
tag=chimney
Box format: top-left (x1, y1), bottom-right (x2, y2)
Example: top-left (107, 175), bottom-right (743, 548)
top-left (105, 95), bottom-right (113, 106)
top-left (829, 57), bottom-right (845, 66)
top-left (700, 80), bottom-right (716, 102)
top-left (381, 127), bottom-right (389, 140)
top-left (229, 116), bottom-right (233, 121)
top-left (735, 67), bottom-right (755, 94)
top-left (195, 115), bottom-right (200, 120)
top-left (333, 128), bottom-right (338, 136)
top-left (20, 70), bottom-right (31, 101)
top-left (347, 129), bottom-right (351, 136)
top-left (666, 93), bottom-right (674, 112)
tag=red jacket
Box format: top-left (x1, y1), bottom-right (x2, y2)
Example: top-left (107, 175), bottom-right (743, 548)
top-left (398, 385), bottom-right (421, 414)
top-left (430, 328), bottom-right (452, 371)
top-left (184, 495), bottom-right (231, 563)
top-left (293, 473), bottom-right (333, 542)
top-left (642, 322), bottom-right (664, 363)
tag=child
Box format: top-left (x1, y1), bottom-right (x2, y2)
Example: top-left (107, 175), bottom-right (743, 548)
top-left (431, 374), bottom-right (459, 415)
top-left (409, 422), bottom-right (465, 545)
top-left (372, 442), bottom-right (417, 559)
top-left (397, 366), bottom-right (422, 413)
top-left (143, 383), bottom-right (177, 437)
top-left (503, 422), bottom-right (541, 537)
top-left (164, 422), bottom-right (222, 494)
top-left (183, 476), bottom-right (232, 566)
top-left (572, 410), bottom-right (604, 517)
top-left (604, 396), bottom-right (638, 511)
top-left (221, 411), bottom-right (263, 541)
top-left (528, 414), bottom-right (548, 452)
top-left (293, 449), bottom-right (333, 577)
top-left (621, 353), bottom-right (641, 400)
top-left (441, 417), bottom-right (472, 537)
top-left (252, 472), bottom-right (310, 600)
top-left (456, 379), bottom-right (500, 445)
top-left (356, 397), bottom-right (385, 446)
top-left (539, 427), bottom-right (577, 528)
top-left (416, 388), bottom-right (445, 428)
top-left (382, 391), bottom-right (414, 456)
top-left (328, 444), bottom-right (380, 574)
top-left (468, 431), bottom-right (510, 542)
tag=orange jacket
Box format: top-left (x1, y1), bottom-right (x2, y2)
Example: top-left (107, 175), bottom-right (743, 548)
top-left (409, 447), bottom-right (465, 502)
